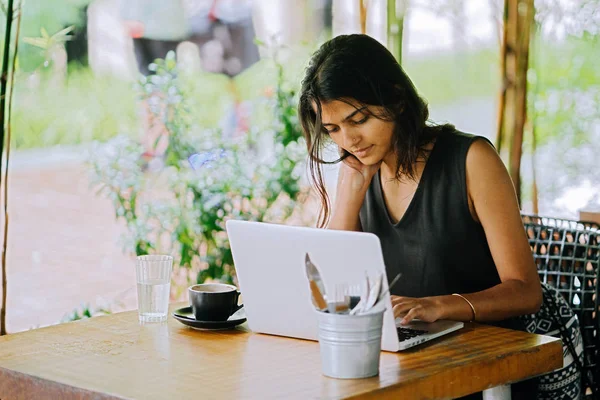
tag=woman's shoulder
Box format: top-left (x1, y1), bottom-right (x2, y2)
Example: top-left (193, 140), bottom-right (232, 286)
top-left (441, 130), bottom-right (500, 172)
top-left (433, 129), bottom-right (497, 165)
top-left (440, 129), bottom-right (495, 150)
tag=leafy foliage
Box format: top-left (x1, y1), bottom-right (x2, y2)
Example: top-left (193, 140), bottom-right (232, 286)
top-left (88, 50), bottom-right (307, 284)
top-left (62, 303), bottom-right (111, 322)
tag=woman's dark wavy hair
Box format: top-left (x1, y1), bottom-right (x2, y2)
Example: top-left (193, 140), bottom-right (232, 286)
top-left (298, 34), bottom-right (454, 228)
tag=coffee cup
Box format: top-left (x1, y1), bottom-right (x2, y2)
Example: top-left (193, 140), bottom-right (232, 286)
top-left (188, 283), bottom-right (243, 322)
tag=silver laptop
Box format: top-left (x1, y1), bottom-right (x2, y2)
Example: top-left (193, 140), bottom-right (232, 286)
top-left (225, 220), bottom-right (464, 352)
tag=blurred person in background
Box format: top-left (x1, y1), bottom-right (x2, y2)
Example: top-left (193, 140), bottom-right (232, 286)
top-left (120, 0), bottom-right (190, 75)
top-left (120, 0), bottom-right (259, 159)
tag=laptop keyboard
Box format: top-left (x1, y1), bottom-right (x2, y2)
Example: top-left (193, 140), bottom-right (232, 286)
top-left (396, 327), bottom-right (428, 342)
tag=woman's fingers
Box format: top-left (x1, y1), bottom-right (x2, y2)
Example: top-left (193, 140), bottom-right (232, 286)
top-left (391, 296), bottom-right (441, 324)
top-left (390, 296), bottom-right (409, 305)
top-left (341, 153), bottom-right (361, 168)
top-left (392, 301), bottom-right (415, 318)
top-left (392, 297), bottom-right (427, 324)
top-left (391, 296), bottom-right (414, 319)
top-left (400, 308), bottom-right (419, 325)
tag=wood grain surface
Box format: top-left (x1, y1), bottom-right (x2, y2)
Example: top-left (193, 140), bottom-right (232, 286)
top-left (0, 303), bottom-right (562, 400)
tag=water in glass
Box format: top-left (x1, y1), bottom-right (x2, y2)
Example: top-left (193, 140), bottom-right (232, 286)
top-left (137, 279), bottom-right (170, 322)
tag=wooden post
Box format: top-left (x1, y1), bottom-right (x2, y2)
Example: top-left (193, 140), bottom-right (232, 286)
top-left (495, 0), bottom-right (508, 152)
top-left (360, 0), bottom-right (368, 34)
top-left (528, 21), bottom-right (541, 215)
top-left (0, 0), bottom-right (21, 336)
top-left (495, 0), bottom-right (535, 205)
top-left (0, 0), bottom-right (15, 337)
top-left (530, 118), bottom-right (539, 214)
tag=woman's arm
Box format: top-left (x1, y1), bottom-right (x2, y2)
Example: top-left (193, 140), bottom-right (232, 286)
top-left (393, 138), bottom-right (542, 324)
top-left (456, 138), bottom-right (543, 319)
top-left (327, 155), bottom-right (381, 231)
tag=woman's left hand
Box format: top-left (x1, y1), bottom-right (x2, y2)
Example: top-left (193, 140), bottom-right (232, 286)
top-left (391, 295), bottom-right (444, 325)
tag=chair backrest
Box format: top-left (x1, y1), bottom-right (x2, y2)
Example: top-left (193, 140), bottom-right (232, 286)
top-left (521, 213), bottom-right (600, 398)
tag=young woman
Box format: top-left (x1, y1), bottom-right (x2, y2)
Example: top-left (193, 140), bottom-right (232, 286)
top-left (298, 34), bottom-right (542, 399)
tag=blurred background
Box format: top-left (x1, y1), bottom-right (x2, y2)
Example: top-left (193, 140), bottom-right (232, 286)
top-left (0, 0), bottom-right (598, 333)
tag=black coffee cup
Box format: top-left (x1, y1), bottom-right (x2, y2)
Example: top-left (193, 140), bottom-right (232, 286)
top-left (188, 283), bottom-right (243, 322)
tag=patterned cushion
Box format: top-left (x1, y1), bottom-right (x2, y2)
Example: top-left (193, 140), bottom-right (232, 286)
top-left (520, 283), bottom-right (584, 400)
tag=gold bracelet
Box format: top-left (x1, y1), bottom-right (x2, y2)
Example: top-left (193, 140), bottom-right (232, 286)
top-left (452, 293), bottom-right (476, 322)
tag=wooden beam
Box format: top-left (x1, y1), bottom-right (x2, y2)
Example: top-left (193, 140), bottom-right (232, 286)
top-left (360, 0), bottom-right (368, 34)
top-left (496, 0), bottom-right (535, 204)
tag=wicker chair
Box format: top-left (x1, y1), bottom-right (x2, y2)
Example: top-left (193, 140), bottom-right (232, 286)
top-left (521, 213), bottom-right (600, 398)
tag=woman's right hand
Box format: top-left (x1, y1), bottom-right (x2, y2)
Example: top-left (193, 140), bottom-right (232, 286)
top-left (328, 152), bottom-right (380, 231)
top-left (339, 153), bottom-right (381, 192)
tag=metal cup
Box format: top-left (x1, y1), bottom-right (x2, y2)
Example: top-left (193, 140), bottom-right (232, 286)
top-left (316, 309), bottom-right (384, 379)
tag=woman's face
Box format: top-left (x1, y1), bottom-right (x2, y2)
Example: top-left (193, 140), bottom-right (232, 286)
top-left (318, 99), bottom-right (395, 166)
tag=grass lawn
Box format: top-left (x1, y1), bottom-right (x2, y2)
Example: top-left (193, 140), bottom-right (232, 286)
top-left (11, 35), bottom-right (599, 150)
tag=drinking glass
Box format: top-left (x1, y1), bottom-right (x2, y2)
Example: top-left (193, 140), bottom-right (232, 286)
top-left (135, 255), bottom-right (173, 323)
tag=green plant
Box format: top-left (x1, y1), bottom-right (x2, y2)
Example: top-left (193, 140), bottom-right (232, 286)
top-left (62, 303), bottom-right (111, 322)
top-left (88, 50), bottom-right (308, 284)
top-left (10, 0), bottom-right (91, 71)
top-left (23, 25), bottom-right (74, 64)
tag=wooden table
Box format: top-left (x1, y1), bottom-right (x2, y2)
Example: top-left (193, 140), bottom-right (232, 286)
top-left (0, 303), bottom-right (562, 400)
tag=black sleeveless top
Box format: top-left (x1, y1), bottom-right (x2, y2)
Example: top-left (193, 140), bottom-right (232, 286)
top-left (359, 131), bottom-right (536, 397)
top-left (359, 131), bottom-right (501, 298)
